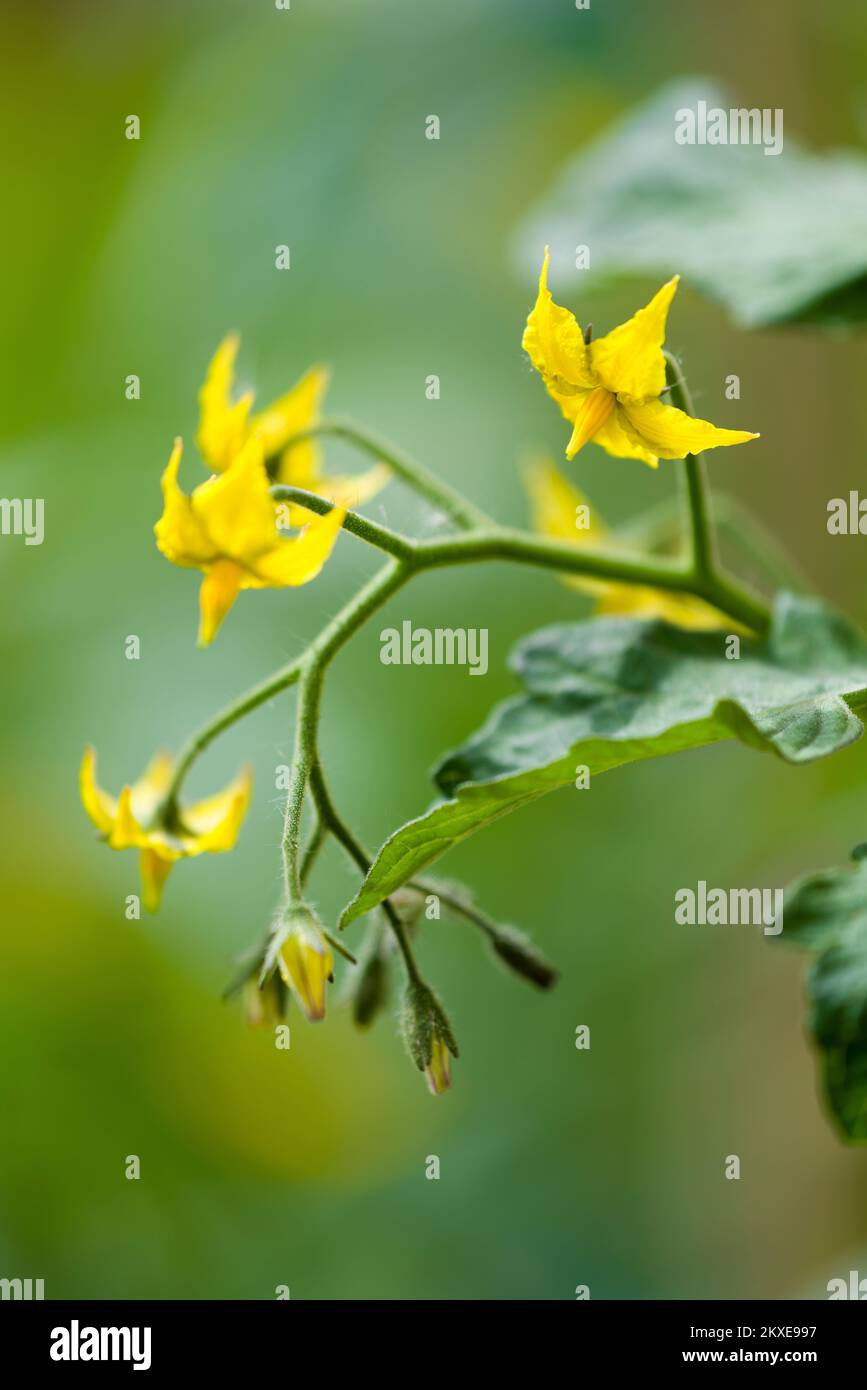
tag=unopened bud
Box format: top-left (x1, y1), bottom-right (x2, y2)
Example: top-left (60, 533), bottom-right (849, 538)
top-left (400, 979), bottom-right (459, 1096)
top-left (351, 947), bottom-right (390, 1030)
top-left (242, 972), bottom-right (288, 1027)
top-left (490, 925), bottom-right (558, 990)
top-left (265, 904), bottom-right (334, 1023)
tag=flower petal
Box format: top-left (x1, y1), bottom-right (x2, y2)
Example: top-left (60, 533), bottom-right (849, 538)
top-left (183, 765), bottom-right (253, 849)
top-left (249, 505), bottom-right (345, 588)
top-left (154, 438), bottom-right (218, 567)
top-left (130, 751), bottom-right (175, 824)
top-left (197, 333), bottom-right (254, 471)
top-left (590, 276), bottom-right (679, 399)
top-left (278, 928), bottom-right (333, 1022)
top-left (190, 434), bottom-right (277, 560)
top-left (522, 248), bottom-right (596, 395)
top-left (139, 848), bottom-right (174, 913)
top-left (198, 559), bottom-right (245, 647)
top-left (255, 364), bottom-right (329, 460)
top-left (108, 785), bottom-right (149, 850)
top-left (424, 1034), bottom-right (452, 1095)
top-left (596, 584), bottom-right (729, 630)
top-left (524, 457), bottom-right (605, 545)
top-left (565, 386), bottom-right (615, 459)
top-left (79, 747), bottom-right (118, 834)
top-left (593, 407), bottom-right (659, 468)
top-left (618, 397), bottom-right (759, 460)
top-left (524, 459), bottom-right (613, 600)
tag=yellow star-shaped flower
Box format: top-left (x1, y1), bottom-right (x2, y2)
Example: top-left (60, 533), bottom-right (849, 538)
top-left (197, 333), bottom-right (388, 512)
top-left (80, 746), bottom-right (252, 911)
top-left (524, 457), bottom-right (732, 629)
top-left (155, 434), bottom-right (346, 645)
top-left (523, 251), bottom-right (759, 468)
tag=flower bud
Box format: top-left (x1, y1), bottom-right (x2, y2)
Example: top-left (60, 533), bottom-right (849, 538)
top-left (350, 947), bottom-right (390, 1030)
top-left (268, 905), bottom-right (334, 1023)
top-left (242, 972), bottom-right (288, 1028)
top-left (490, 924), bottom-right (558, 990)
top-left (400, 979), bottom-right (459, 1096)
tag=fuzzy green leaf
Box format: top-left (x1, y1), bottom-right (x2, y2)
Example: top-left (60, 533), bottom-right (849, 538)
top-left (514, 79), bottom-right (867, 329)
top-left (780, 854), bottom-right (867, 1140)
top-left (340, 594), bottom-right (867, 928)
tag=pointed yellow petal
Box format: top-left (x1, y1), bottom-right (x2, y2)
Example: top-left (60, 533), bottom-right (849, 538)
top-left (323, 463), bottom-right (390, 509)
top-left (424, 1034), bottom-right (452, 1095)
top-left (139, 848), bottom-right (174, 912)
top-left (597, 585), bottom-right (729, 630)
top-left (523, 248), bottom-right (596, 395)
top-left (523, 459), bottom-right (608, 600)
top-left (590, 276), bottom-right (679, 399)
top-left (274, 438), bottom-right (320, 491)
top-left (593, 407), bottom-right (659, 468)
top-left (565, 387), bottom-right (615, 459)
top-left (154, 438), bottom-right (217, 567)
top-left (524, 458), bottom-right (606, 546)
top-left (108, 786), bottom-right (149, 850)
top-left (80, 747), bottom-right (118, 834)
top-left (198, 559), bottom-right (245, 646)
top-left (254, 365), bottom-right (329, 459)
top-left (130, 751), bottom-right (175, 824)
top-left (278, 927), bottom-right (333, 1022)
top-left (191, 434), bottom-right (277, 560)
top-left (183, 765), bottom-right (253, 850)
top-left (197, 333), bottom-right (254, 471)
top-left (618, 397), bottom-right (760, 460)
top-left (250, 505), bottom-right (345, 588)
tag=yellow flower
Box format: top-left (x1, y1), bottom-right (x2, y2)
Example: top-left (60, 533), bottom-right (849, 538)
top-left (523, 250), bottom-right (759, 467)
top-left (80, 746), bottom-right (252, 912)
top-left (155, 434), bottom-right (346, 645)
top-left (276, 908), bottom-right (334, 1022)
top-left (525, 457), bottom-right (731, 629)
top-left (197, 333), bottom-right (388, 513)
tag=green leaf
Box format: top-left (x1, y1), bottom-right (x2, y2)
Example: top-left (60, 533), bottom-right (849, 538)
top-left (340, 594), bottom-right (867, 928)
top-left (809, 944), bottom-right (867, 1140)
top-left (779, 856), bottom-right (867, 952)
top-left (780, 854), bottom-right (867, 1140)
top-left (514, 79), bottom-right (867, 328)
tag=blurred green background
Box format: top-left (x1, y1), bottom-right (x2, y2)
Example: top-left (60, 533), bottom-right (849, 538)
top-left (2, 0), bottom-right (867, 1300)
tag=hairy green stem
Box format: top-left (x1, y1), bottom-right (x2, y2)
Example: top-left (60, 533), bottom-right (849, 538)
top-left (308, 761), bottom-right (421, 981)
top-left (274, 485), bottom-right (414, 561)
top-left (280, 664), bottom-right (323, 902)
top-left (300, 816), bottom-right (327, 887)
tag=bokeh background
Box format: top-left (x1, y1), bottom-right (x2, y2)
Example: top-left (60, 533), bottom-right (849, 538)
top-left (2, 0), bottom-right (867, 1300)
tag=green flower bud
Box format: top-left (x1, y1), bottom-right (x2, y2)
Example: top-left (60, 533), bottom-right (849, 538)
top-left (490, 924), bottom-right (558, 990)
top-left (400, 979), bottom-right (459, 1096)
top-left (350, 946), bottom-right (390, 1030)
